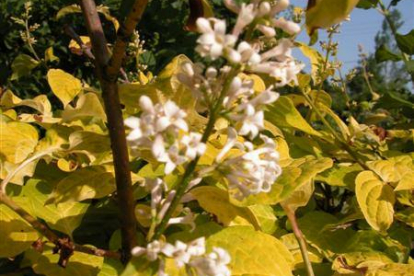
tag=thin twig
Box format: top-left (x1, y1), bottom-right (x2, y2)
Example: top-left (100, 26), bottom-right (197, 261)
top-left (80, 0), bottom-right (147, 261)
top-left (283, 205), bottom-right (315, 276)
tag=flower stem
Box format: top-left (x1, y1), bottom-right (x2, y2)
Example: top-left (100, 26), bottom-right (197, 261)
top-left (283, 206), bottom-right (315, 276)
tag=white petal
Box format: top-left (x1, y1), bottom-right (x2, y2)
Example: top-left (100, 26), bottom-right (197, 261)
top-left (139, 96), bottom-right (154, 113)
top-left (196, 17), bottom-right (212, 33)
top-left (124, 117), bottom-right (140, 129)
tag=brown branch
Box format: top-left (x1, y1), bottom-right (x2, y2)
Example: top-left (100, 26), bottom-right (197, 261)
top-left (64, 25), bottom-right (129, 82)
top-left (0, 192), bottom-right (121, 265)
top-left (106, 0), bottom-right (149, 80)
top-left (80, 0), bottom-right (148, 261)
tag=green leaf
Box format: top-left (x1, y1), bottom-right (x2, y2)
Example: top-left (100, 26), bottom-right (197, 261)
top-left (121, 256), bottom-right (158, 276)
top-left (375, 44), bottom-right (402, 63)
top-left (206, 226), bottom-right (294, 276)
top-left (355, 171), bottom-right (395, 232)
top-left (395, 207), bottom-right (414, 227)
top-left (233, 156), bottom-right (333, 206)
top-left (396, 29), bottom-right (414, 55)
top-left (345, 230), bottom-right (408, 261)
top-left (20, 179), bottom-right (89, 236)
top-left (0, 204), bottom-right (39, 258)
top-left (24, 244), bottom-right (103, 276)
top-left (357, 0), bottom-right (379, 9)
top-left (47, 69), bottom-right (82, 107)
top-left (0, 121), bottom-right (38, 164)
top-left (266, 96), bottom-right (322, 137)
top-left (190, 186), bottom-right (261, 230)
top-left (11, 54), bottom-right (39, 80)
top-left (280, 233), bottom-right (324, 268)
top-left (375, 91), bottom-right (414, 110)
top-left (98, 259), bottom-right (124, 276)
top-left (306, 0), bottom-right (360, 35)
top-left (62, 93), bottom-right (107, 122)
top-left (48, 166), bottom-right (116, 204)
top-left (316, 163), bottom-right (363, 190)
top-left (68, 131), bottom-right (111, 161)
top-left (298, 211), bottom-right (355, 257)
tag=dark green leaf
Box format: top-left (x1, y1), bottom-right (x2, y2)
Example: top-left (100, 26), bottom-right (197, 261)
top-left (375, 44), bottom-right (402, 63)
top-left (357, 0), bottom-right (379, 9)
top-left (375, 91), bottom-right (414, 110)
top-left (396, 30), bottom-right (414, 55)
top-left (11, 54), bottom-right (39, 80)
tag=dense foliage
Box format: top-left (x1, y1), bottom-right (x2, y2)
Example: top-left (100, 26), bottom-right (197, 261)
top-left (1, 0), bottom-right (414, 275)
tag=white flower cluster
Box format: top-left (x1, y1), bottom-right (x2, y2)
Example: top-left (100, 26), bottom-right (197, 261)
top-left (125, 96), bottom-right (206, 174)
top-left (131, 237), bottom-right (231, 276)
top-left (195, 0), bottom-right (304, 86)
top-left (217, 128), bottom-right (282, 200)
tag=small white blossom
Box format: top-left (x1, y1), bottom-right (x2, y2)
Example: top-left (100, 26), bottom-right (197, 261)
top-left (132, 237), bottom-right (231, 274)
top-left (190, 247), bottom-right (232, 276)
top-left (196, 18), bottom-right (237, 60)
top-left (272, 17), bottom-right (301, 35)
top-left (181, 132), bottom-right (207, 160)
top-left (232, 3), bottom-right (256, 37)
top-left (217, 130), bottom-right (282, 199)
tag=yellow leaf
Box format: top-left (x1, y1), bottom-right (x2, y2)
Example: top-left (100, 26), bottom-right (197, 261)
top-left (206, 226), bottom-right (294, 276)
top-left (24, 244), bottom-right (103, 276)
top-left (306, 0), bottom-right (360, 35)
top-left (0, 121), bottom-right (38, 164)
top-left (296, 42), bottom-right (323, 82)
top-left (62, 93), bottom-right (107, 122)
top-left (47, 69), bottom-right (82, 107)
top-left (266, 96), bottom-right (323, 137)
top-left (191, 186), bottom-right (261, 229)
top-left (0, 204), bottom-right (39, 258)
top-left (1, 90), bottom-right (52, 116)
top-left (367, 156), bottom-right (414, 183)
top-left (355, 171), bottom-right (395, 232)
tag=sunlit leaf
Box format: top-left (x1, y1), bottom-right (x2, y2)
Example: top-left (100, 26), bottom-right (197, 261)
top-left (206, 226), bottom-right (294, 276)
top-left (306, 0), bottom-right (360, 35)
top-left (191, 186), bottom-right (261, 229)
top-left (24, 244), bottom-right (103, 276)
top-left (62, 93), bottom-right (107, 122)
top-left (355, 171), bottom-right (395, 232)
top-left (20, 179), bottom-right (89, 236)
top-left (0, 204), bottom-right (39, 258)
top-left (47, 166), bottom-right (116, 204)
top-left (47, 69), bottom-right (82, 107)
top-left (0, 121), bottom-right (38, 164)
top-left (266, 96), bottom-right (322, 137)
